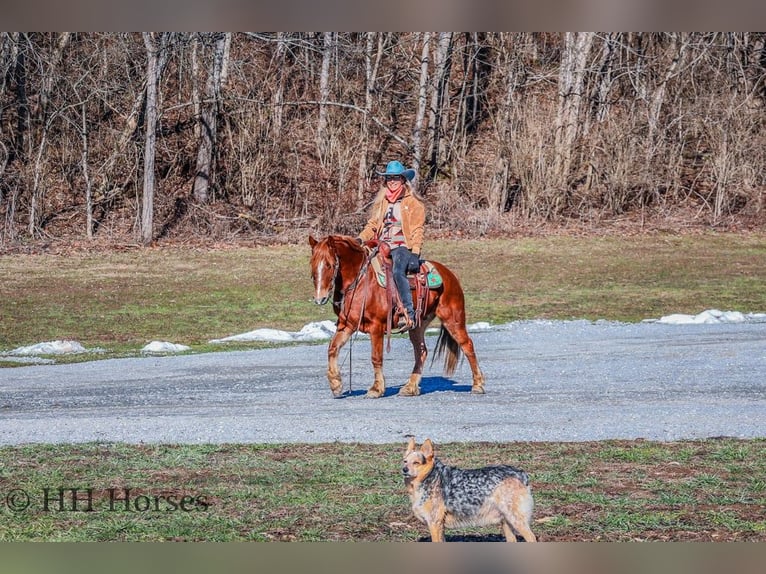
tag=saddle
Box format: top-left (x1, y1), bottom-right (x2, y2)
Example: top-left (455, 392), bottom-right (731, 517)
top-left (365, 240), bottom-right (442, 335)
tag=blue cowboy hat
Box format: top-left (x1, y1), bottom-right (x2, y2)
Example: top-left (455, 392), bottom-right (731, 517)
top-left (377, 160), bottom-right (416, 182)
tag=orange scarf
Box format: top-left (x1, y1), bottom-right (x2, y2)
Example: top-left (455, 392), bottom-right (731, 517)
top-left (385, 186), bottom-right (403, 203)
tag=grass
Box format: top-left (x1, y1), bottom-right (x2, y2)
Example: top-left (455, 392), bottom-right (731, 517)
top-left (0, 439), bottom-right (764, 541)
top-left (1, 233), bottom-right (765, 356)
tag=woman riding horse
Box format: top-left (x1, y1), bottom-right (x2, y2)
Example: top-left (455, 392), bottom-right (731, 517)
top-left (309, 234), bottom-right (485, 398)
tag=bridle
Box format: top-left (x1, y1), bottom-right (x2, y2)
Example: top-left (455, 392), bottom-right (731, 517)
top-left (334, 244), bottom-right (375, 321)
top-left (314, 240), bottom-right (375, 319)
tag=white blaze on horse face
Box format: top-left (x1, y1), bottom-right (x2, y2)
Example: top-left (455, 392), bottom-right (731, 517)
top-left (314, 260), bottom-right (323, 297)
top-left (315, 259), bottom-right (329, 303)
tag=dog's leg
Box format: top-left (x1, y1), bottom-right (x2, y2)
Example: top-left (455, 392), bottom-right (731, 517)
top-left (327, 328), bottom-right (353, 397)
top-left (366, 330), bottom-right (386, 398)
top-left (399, 326), bottom-right (427, 396)
top-left (428, 520), bottom-right (445, 542)
top-left (506, 519), bottom-right (537, 542)
top-left (500, 494), bottom-right (537, 542)
top-left (501, 521), bottom-right (519, 542)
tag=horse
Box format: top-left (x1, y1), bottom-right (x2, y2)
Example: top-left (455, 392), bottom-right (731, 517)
top-left (308, 234), bottom-right (485, 398)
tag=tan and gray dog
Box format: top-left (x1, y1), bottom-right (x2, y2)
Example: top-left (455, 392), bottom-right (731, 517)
top-left (402, 438), bottom-right (537, 542)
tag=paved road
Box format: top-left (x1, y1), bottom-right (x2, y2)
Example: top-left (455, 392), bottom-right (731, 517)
top-left (1, 321), bottom-right (764, 444)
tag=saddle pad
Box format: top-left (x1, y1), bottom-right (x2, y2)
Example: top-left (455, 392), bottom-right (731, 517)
top-left (370, 256), bottom-right (442, 289)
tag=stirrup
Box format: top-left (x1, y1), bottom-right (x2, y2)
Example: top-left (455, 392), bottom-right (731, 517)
top-left (394, 313), bottom-right (414, 333)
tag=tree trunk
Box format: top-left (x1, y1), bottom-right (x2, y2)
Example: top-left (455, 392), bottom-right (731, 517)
top-left (39, 32), bottom-right (71, 118)
top-left (81, 103), bottom-right (93, 239)
top-left (647, 33), bottom-right (688, 159)
top-left (192, 32), bottom-right (232, 203)
top-left (488, 33), bottom-right (520, 212)
top-left (357, 32), bottom-right (383, 204)
top-left (13, 33), bottom-right (29, 164)
top-left (271, 32), bottom-right (287, 139)
top-left (592, 32), bottom-right (618, 124)
top-left (426, 32), bottom-right (453, 181)
top-left (28, 125), bottom-right (48, 236)
top-left (412, 32), bottom-right (431, 175)
top-left (317, 32), bottom-right (333, 167)
top-left (553, 32), bottom-right (594, 193)
top-left (140, 32), bottom-right (162, 246)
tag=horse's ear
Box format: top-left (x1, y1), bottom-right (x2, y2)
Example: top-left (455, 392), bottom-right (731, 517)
top-left (308, 235), bottom-right (317, 248)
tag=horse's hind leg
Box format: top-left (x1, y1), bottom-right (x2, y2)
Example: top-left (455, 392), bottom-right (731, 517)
top-left (398, 326), bottom-right (427, 396)
top-left (438, 308), bottom-right (485, 394)
top-left (327, 328), bottom-right (353, 397)
top-left (456, 328), bottom-right (485, 394)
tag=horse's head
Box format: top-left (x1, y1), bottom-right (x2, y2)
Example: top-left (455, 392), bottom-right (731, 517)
top-left (309, 235), bottom-right (366, 306)
top-left (308, 235), bottom-right (338, 305)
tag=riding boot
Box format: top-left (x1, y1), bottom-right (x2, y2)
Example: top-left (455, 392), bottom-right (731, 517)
top-left (395, 279), bottom-right (415, 332)
top-left (391, 247), bottom-right (416, 331)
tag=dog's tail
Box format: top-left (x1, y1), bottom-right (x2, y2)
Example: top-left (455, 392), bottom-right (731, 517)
top-left (433, 325), bottom-right (461, 376)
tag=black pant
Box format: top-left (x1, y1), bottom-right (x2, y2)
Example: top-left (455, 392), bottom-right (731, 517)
top-left (390, 246), bottom-right (420, 319)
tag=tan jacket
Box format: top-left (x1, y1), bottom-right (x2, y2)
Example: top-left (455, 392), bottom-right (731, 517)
top-left (359, 186), bottom-right (425, 254)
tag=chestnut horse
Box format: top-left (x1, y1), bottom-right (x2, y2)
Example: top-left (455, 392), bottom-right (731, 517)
top-left (308, 234), bottom-right (485, 398)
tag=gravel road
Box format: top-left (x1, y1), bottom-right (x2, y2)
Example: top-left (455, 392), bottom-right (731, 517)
top-left (1, 320), bottom-right (764, 444)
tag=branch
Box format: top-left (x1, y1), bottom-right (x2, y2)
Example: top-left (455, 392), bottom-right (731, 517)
top-left (236, 98), bottom-right (412, 151)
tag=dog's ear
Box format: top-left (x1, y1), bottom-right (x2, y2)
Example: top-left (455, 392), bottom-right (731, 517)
top-left (422, 438), bottom-right (434, 460)
top-left (405, 437), bottom-right (416, 454)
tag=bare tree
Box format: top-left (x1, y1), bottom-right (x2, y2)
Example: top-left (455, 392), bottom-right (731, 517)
top-left (412, 32), bottom-right (431, 174)
top-left (591, 32), bottom-right (619, 125)
top-left (488, 33), bottom-right (524, 213)
top-left (192, 32), bottom-right (232, 203)
top-left (317, 32), bottom-right (333, 167)
top-left (79, 102), bottom-right (93, 239)
top-left (357, 32), bottom-right (384, 203)
top-left (426, 32), bottom-right (453, 181)
top-left (646, 33), bottom-right (689, 159)
top-left (28, 32), bottom-right (72, 236)
top-left (553, 32), bottom-right (594, 194)
top-left (140, 32), bottom-right (167, 245)
top-left (270, 32), bottom-right (288, 139)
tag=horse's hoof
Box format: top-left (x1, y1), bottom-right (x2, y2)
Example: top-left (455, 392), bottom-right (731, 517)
top-left (365, 390), bottom-right (383, 399)
top-left (331, 388), bottom-right (345, 398)
top-left (398, 386), bottom-right (421, 397)
top-left (471, 386), bottom-right (485, 395)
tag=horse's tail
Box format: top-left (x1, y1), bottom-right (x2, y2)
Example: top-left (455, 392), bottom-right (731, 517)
top-left (433, 325), bottom-right (461, 376)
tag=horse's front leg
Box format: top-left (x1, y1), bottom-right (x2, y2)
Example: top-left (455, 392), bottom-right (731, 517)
top-left (327, 327), bottom-right (353, 397)
top-left (398, 326), bottom-right (427, 397)
top-left (365, 329), bottom-right (386, 398)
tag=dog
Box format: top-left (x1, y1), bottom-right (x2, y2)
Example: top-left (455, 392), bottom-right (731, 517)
top-left (402, 437), bottom-right (537, 542)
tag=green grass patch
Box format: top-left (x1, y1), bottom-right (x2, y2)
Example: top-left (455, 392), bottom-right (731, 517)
top-left (1, 439), bottom-right (764, 542)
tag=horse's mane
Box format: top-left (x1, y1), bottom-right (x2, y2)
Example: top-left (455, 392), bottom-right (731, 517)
top-left (328, 234), bottom-right (364, 254)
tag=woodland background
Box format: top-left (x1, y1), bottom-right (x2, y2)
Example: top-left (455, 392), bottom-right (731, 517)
top-left (1, 32), bottom-right (765, 247)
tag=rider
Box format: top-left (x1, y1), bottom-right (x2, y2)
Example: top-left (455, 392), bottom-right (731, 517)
top-left (357, 160), bottom-right (425, 332)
